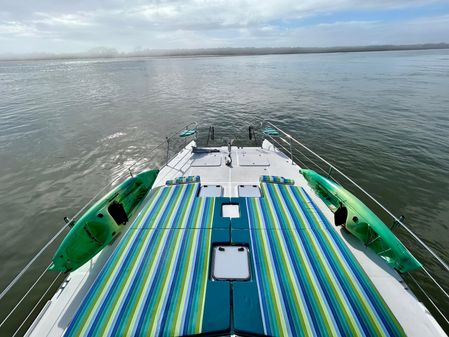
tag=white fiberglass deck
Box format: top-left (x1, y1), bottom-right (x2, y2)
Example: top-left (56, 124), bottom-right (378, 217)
top-left (26, 140), bottom-right (446, 337)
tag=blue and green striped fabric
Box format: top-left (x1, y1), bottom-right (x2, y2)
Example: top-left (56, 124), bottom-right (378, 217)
top-left (64, 179), bottom-right (405, 337)
top-left (166, 175), bottom-right (200, 186)
top-left (260, 175), bottom-right (295, 185)
top-left (131, 183), bottom-right (213, 229)
top-left (64, 183), bottom-right (215, 337)
top-left (247, 183), bottom-right (405, 337)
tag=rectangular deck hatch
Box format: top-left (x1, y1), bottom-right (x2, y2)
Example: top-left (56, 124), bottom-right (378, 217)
top-left (199, 185), bottom-right (223, 197)
top-left (238, 185), bottom-right (261, 197)
top-left (212, 246), bottom-right (250, 280)
top-left (237, 149), bottom-right (269, 166)
top-left (191, 153), bottom-right (222, 167)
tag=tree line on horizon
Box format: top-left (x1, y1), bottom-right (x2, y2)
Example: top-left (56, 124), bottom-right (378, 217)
top-left (1, 43), bottom-right (448, 61)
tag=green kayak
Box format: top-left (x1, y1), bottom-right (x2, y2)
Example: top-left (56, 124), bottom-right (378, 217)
top-left (301, 169), bottom-right (422, 273)
top-left (49, 169), bottom-right (159, 273)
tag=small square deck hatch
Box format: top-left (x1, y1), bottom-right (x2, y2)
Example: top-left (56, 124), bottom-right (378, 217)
top-left (212, 246), bottom-right (250, 280)
top-left (222, 203), bottom-right (240, 218)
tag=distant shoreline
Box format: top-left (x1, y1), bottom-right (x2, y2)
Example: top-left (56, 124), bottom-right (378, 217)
top-left (1, 43), bottom-right (448, 62)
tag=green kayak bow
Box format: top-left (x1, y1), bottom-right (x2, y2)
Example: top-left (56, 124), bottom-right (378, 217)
top-left (301, 169), bottom-right (422, 273)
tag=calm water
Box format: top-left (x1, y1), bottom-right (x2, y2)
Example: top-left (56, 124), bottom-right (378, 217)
top-left (1, 50), bottom-right (449, 334)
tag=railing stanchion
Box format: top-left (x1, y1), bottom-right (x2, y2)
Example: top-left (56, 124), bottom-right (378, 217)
top-left (289, 136), bottom-right (293, 164)
top-left (166, 137), bottom-right (170, 165)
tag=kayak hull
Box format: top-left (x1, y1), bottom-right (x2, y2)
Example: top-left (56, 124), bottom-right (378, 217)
top-left (301, 169), bottom-right (422, 273)
top-left (49, 169), bottom-right (159, 272)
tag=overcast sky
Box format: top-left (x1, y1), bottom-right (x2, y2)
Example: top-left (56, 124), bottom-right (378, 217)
top-left (1, 0), bottom-right (449, 54)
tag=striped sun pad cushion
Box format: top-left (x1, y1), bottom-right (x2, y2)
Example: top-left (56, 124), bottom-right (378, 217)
top-left (166, 175), bottom-right (200, 185)
top-left (247, 183), bottom-right (405, 337)
top-left (260, 175), bottom-right (295, 185)
top-left (64, 183), bottom-right (215, 337)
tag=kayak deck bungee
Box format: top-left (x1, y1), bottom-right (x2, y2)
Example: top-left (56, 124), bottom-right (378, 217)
top-left (63, 176), bottom-right (406, 337)
top-left (50, 169), bottom-right (159, 273)
top-left (301, 169), bottom-right (422, 273)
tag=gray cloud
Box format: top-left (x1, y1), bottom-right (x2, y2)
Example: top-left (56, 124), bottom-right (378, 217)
top-left (0, 0), bottom-right (448, 54)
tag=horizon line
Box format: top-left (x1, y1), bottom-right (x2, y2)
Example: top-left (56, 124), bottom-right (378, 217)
top-left (1, 42), bottom-right (448, 62)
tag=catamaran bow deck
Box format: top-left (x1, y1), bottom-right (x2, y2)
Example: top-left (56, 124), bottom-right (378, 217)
top-left (25, 140), bottom-right (446, 337)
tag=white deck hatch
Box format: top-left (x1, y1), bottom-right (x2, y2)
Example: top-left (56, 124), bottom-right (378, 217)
top-left (199, 185), bottom-right (223, 197)
top-left (238, 185), bottom-right (261, 197)
top-left (191, 153), bottom-right (222, 167)
top-left (222, 203), bottom-right (240, 218)
top-left (212, 246), bottom-right (250, 280)
top-left (237, 149), bottom-right (269, 166)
